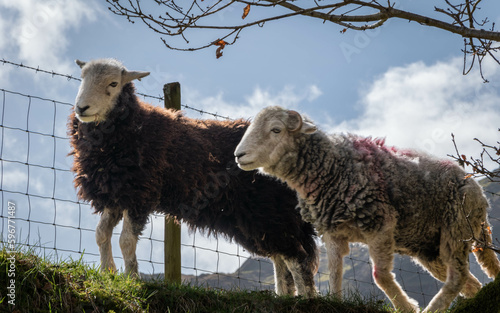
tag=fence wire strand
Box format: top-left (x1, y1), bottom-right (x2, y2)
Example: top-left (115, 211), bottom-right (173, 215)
top-left (0, 59), bottom-right (498, 307)
top-left (0, 59), bottom-right (232, 121)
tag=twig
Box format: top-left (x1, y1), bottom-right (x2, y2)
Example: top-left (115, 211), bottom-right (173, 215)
top-left (448, 132), bottom-right (500, 182)
top-left (460, 194), bottom-right (500, 254)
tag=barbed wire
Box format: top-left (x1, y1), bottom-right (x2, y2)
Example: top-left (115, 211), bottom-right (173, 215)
top-left (1, 58), bottom-right (232, 120)
top-left (1, 58), bottom-right (81, 81)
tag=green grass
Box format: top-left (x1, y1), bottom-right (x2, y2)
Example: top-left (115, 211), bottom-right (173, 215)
top-left (0, 247), bottom-right (394, 313)
top-left (0, 247), bottom-right (149, 313)
top-left (2, 247), bottom-right (497, 313)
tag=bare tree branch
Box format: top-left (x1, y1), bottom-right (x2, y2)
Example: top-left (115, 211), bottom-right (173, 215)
top-left (106, 0), bottom-right (500, 79)
top-left (460, 194), bottom-right (500, 255)
top-left (449, 131), bottom-right (500, 182)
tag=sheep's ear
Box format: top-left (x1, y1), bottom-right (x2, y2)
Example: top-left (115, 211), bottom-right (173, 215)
top-left (287, 110), bottom-right (303, 132)
top-left (301, 120), bottom-right (317, 134)
top-left (75, 59), bottom-right (86, 68)
top-left (122, 70), bottom-right (150, 83)
top-left (287, 110), bottom-right (317, 134)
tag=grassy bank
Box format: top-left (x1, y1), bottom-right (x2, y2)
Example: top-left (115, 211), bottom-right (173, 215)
top-left (0, 247), bottom-right (392, 313)
top-left (1, 247), bottom-right (498, 313)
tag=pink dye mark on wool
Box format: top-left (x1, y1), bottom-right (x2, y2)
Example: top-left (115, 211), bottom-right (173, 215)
top-left (439, 159), bottom-right (455, 167)
top-left (353, 137), bottom-right (386, 150)
top-left (353, 136), bottom-right (419, 160)
top-left (353, 137), bottom-right (390, 161)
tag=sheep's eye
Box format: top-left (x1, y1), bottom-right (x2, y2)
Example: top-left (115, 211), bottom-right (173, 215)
top-left (109, 82), bottom-right (118, 87)
top-left (271, 128), bottom-right (281, 134)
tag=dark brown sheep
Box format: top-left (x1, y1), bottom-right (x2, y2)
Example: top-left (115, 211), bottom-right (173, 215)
top-left (69, 59), bottom-right (318, 297)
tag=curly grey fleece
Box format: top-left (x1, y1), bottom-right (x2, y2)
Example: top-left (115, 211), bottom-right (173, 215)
top-left (234, 106), bottom-right (500, 312)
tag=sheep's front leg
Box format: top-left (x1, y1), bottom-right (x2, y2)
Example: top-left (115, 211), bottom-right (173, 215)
top-left (323, 233), bottom-right (349, 295)
top-left (368, 235), bottom-right (419, 312)
top-left (271, 255), bottom-right (296, 296)
top-left (120, 210), bottom-right (140, 278)
top-left (96, 208), bottom-right (122, 273)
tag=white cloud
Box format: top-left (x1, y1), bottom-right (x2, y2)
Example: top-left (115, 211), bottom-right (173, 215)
top-left (2, 170), bottom-right (28, 192)
top-left (0, 0), bottom-right (99, 72)
top-left (0, 13), bottom-right (6, 53)
top-left (307, 85), bottom-right (323, 102)
top-left (0, 16), bottom-right (12, 86)
top-left (0, 66), bottom-right (12, 88)
top-left (329, 57), bottom-right (500, 171)
top-left (183, 84), bottom-right (323, 120)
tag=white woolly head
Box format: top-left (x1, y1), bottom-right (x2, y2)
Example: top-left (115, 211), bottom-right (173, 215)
top-left (234, 106), bottom-right (317, 172)
top-left (74, 58), bottom-right (150, 123)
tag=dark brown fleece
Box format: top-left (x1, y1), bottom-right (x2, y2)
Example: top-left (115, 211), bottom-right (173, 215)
top-left (68, 83), bottom-right (317, 261)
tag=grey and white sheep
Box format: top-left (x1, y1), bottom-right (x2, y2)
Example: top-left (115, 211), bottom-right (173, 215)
top-left (69, 60), bottom-right (319, 297)
top-left (234, 106), bottom-right (500, 312)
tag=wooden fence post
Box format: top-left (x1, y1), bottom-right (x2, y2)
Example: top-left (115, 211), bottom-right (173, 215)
top-left (163, 82), bottom-right (182, 284)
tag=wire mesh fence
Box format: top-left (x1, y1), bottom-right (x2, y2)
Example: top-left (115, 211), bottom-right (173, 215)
top-left (0, 59), bottom-right (498, 307)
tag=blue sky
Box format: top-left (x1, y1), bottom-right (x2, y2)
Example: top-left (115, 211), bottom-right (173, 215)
top-left (1, 0), bottom-right (500, 278)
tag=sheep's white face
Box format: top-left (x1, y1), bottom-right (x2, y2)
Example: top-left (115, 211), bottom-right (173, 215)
top-left (74, 59), bottom-right (150, 123)
top-left (234, 106), bottom-right (317, 172)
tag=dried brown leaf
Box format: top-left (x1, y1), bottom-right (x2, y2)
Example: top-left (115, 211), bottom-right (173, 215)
top-left (242, 4), bottom-right (250, 19)
top-left (214, 40), bottom-right (227, 59)
top-left (216, 46), bottom-right (224, 59)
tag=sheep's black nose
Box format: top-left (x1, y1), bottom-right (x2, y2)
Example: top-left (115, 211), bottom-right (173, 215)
top-left (77, 105), bottom-right (90, 114)
top-left (235, 152), bottom-right (246, 158)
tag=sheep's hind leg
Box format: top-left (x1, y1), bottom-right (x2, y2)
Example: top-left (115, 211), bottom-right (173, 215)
top-left (416, 257), bottom-right (481, 298)
top-left (283, 255), bottom-right (318, 298)
top-left (96, 208), bottom-right (122, 273)
top-left (423, 257), bottom-right (470, 312)
top-left (120, 210), bottom-right (141, 278)
top-left (271, 255), bottom-right (296, 296)
top-left (473, 222), bottom-right (500, 278)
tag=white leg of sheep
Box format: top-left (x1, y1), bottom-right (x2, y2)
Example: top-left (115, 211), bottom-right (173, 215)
top-left (471, 220), bottom-right (500, 280)
top-left (474, 243), bottom-right (500, 279)
top-left (367, 230), bottom-right (419, 312)
top-left (323, 233), bottom-right (349, 295)
top-left (423, 232), bottom-right (473, 312)
top-left (271, 255), bottom-right (295, 295)
top-left (120, 210), bottom-right (140, 278)
top-left (282, 257), bottom-right (317, 297)
top-left (416, 257), bottom-right (482, 298)
top-left (95, 208), bottom-right (122, 273)
top-left (424, 261), bottom-right (469, 312)
top-left (460, 272), bottom-right (483, 298)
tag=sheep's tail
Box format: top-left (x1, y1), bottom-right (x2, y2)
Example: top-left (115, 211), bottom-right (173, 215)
top-left (473, 221), bottom-right (500, 279)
